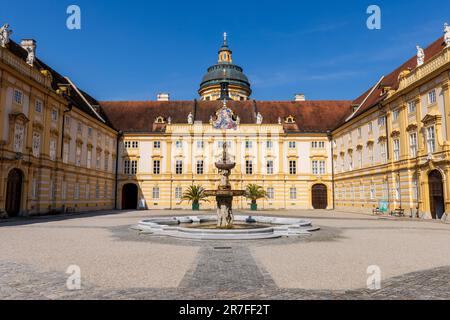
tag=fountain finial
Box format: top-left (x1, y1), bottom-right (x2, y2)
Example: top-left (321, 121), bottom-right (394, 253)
top-left (222, 141), bottom-right (227, 163)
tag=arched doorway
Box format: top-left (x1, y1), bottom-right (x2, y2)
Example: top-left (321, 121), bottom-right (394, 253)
top-left (5, 169), bottom-right (23, 217)
top-left (428, 170), bottom-right (445, 219)
top-left (312, 184), bottom-right (328, 209)
top-left (122, 183), bottom-right (138, 210)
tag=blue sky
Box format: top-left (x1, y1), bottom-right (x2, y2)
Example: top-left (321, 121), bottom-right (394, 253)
top-left (1, 0), bottom-right (449, 101)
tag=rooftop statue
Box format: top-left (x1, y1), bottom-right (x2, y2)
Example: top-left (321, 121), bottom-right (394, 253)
top-left (444, 23), bottom-right (450, 48)
top-left (416, 45), bottom-right (425, 66)
top-left (0, 24), bottom-right (12, 48)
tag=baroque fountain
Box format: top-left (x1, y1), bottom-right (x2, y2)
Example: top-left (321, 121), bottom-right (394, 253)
top-left (135, 124), bottom-right (319, 240)
top-left (204, 142), bottom-right (245, 229)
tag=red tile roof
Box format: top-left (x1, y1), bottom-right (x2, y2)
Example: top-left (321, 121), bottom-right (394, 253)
top-left (348, 36), bottom-right (446, 121)
top-left (100, 100), bottom-right (352, 133)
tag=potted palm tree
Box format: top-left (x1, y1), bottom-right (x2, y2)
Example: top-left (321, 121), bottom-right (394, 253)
top-left (182, 185), bottom-right (209, 211)
top-left (245, 184), bottom-right (267, 211)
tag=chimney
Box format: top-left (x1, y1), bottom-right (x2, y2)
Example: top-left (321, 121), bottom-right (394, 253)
top-left (157, 93), bottom-right (170, 101)
top-left (20, 39), bottom-right (36, 66)
top-left (294, 93), bottom-right (305, 102)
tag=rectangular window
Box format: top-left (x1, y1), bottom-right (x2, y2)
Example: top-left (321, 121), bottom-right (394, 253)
top-left (35, 99), bottom-right (43, 113)
top-left (266, 160), bottom-right (274, 175)
top-left (408, 101), bottom-right (416, 113)
top-left (152, 187), bottom-right (160, 200)
top-left (267, 187), bottom-right (274, 200)
top-left (176, 141), bottom-right (183, 149)
top-left (77, 122), bottom-right (83, 134)
top-left (289, 141), bottom-right (296, 149)
top-left (428, 89), bottom-right (437, 104)
top-left (395, 179), bottom-right (400, 201)
top-left (196, 160), bottom-right (204, 175)
top-left (104, 184), bottom-right (108, 199)
top-left (313, 160), bottom-right (326, 175)
top-left (290, 188), bottom-right (297, 200)
top-left (312, 160), bottom-right (319, 175)
top-left (266, 140), bottom-right (273, 149)
top-left (13, 89), bottom-right (23, 105)
top-left (62, 181), bottom-right (67, 200)
top-left (412, 178), bottom-right (418, 201)
top-left (357, 128), bottom-right (362, 138)
top-left (392, 110), bottom-right (400, 121)
top-left (368, 122), bottom-right (373, 133)
top-left (50, 180), bottom-right (57, 200)
top-left (175, 187), bottom-right (182, 200)
top-left (409, 133), bottom-right (418, 158)
top-left (245, 140), bottom-right (253, 149)
top-left (96, 153), bottom-right (101, 170)
top-left (289, 160), bottom-right (297, 175)
top-left (124, 160), bottom-right (138, 175)
top-left (88, 127), bottom-right (93, 137)
top-left (348, 155), bottom-right (353, 171)
top-left (31, 179), bottom-right (38, 199)
top-left (76, 146), bottom-right (82, 166)
top-left (87, 150), bottom-right (92, 169)
top-left (176, 160), bottom-right (183, 174)
top-left (368, 145), bottom-right (374, 166)
top-left (63, 142), bottom-right (69, 164)
top-left (153, 160), bottom-right (161, 175)
top-left (131, 160), bottom-right (138, 174)
top-left (370, 185), bottom-right (375, 200)
top-left (74, 183), bottom-right (80, 200)
top-left (85, 184), bottom-right (90, 200)
top-left (378, 116), bottom-right (386, 127)
top-left (124, 160), bottom-right (130, 174)
top-left (49, 139), bottom-right (57, 161)
top-left (154, 141), bottom-right (161, 149)
top-left (380, 141), bottom-right (387, 163)
top-left (319, 160), bottom-right (326, 174)
top-left (197, 141), bottom-right (204, 149)
top-left (427, 126), bottom-right (436, 153)
top-left (51, 109), bottom-right (58, 122)
top-left (104, 155), bottom-right (109, 171)
top-left (95, 184), bottom-right (100, 199)
top-left (32, 132), bottom-right (41, 158)
top-left (358, 150), bottom-right (363, 168)
top-left (246, 160), bottom-right (253, 175)
top-left (132, 141), bottom-right (138, 148)
top-left (393, 139), bottom-right (400, 161)
top-left (14, 123), bottom-right (25, 153)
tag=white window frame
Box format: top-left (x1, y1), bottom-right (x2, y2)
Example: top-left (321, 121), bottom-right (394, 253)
top-left (409, 132), bottom-right (417, 158)
top-left (426, 126), bottom-right (436, 154)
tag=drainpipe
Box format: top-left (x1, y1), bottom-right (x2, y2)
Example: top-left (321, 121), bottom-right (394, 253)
top-left (327, 130), bottom-right (335, 210)
top-left (114, 131), bottom-right (123, 210)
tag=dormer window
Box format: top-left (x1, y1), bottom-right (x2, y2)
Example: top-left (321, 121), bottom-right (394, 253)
top-left (285, 115), bottom-right (295, 124)
top-left (155, 116), bottom-right (165, 124)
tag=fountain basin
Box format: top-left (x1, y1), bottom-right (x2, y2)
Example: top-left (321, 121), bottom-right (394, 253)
top-left (135, 215), bottom-right (320, 240)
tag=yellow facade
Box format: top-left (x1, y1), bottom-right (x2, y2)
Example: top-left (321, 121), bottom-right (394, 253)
top-left (118, 124), bottom-right (333, 210)
top-left (0, 43), bottom-right (117, 217)
top-left (333, 45), bottom-right (450, 220)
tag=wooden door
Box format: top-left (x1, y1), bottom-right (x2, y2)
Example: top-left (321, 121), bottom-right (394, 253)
top-left (5, 169), bottom-right (23, 217)
top-left (312, 184), bottom-right (328, 209)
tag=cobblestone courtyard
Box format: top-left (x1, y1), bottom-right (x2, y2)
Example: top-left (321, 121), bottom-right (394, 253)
top-left (0, 210), bottom-right (449, 300)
